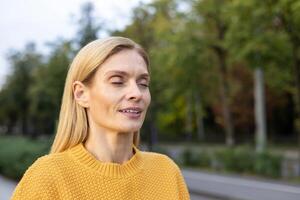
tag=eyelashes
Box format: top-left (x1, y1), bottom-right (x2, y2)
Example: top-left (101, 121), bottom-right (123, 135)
top-left (110, 74), bottom-right (149, 86)
top-left (139, 84), bottom-right (149, 88)
top-left (111, 82), bottom-right (149, 88)
top-left (109, 75), bottom-right (149, 88)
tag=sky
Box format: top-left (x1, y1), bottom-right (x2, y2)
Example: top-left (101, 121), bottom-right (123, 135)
top-left (0, 0), bottom-right (151, 87)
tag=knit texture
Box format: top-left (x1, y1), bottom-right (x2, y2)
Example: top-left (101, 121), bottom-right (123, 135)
top-left (11, 143), bottom-right (190, 200)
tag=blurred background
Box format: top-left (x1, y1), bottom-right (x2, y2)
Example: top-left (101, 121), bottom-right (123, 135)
top-left (1, 0), bottom-right (300, 199)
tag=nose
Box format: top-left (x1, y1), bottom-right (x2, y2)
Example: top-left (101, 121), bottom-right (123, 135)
top-left (126, 81), bottom-right (143, 101)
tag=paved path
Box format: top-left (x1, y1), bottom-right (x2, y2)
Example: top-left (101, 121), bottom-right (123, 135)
top-left (0, 175), bottom-right (17, 200)
top-left (183, 169), bottom-right (300, 200)
top-left (190, 194), bottom-right (220, 200)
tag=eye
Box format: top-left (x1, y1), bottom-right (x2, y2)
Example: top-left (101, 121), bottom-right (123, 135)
top-left (138, 78), bottom-right (149, 88)
top-left (110, 76), bottom-right (123, 85)
top-left (112, 82), bottom-right (123, 85)
top-left (139, 83), bottom-right (149, 88)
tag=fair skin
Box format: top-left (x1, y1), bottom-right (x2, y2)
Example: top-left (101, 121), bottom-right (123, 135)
top-left (73, 49), bottom-right (151, 164)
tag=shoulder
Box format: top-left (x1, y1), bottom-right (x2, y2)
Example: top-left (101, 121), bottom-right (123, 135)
top-left (140, 150), bottom-right (181, 172)
top-left (27, 151), bottom-right (69, 173)
top-left (141, 151), bottom-right (174, 162)
top-left (11, 152), bottom-right (70, 199)
top-left (19, 151), bottom-right (71, 184)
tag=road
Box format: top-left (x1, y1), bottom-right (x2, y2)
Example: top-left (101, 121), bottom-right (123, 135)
top-left (0, 175), bottom-right (17, 200)
top-left (190, 194), bottom-right (220, 200)
top-left (183, 169), bottom-right (300, 200)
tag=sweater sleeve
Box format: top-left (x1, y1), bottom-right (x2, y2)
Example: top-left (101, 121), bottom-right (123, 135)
top-left (11, 157), bottom-right (59, 200)
top-left (163, 154), bottom-right (190, 200)
top-left (175, 166), bottom-right (190, 200)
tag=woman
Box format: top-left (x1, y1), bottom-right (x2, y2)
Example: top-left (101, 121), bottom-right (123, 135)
top-left (11, 36), bottom-right (190, 200)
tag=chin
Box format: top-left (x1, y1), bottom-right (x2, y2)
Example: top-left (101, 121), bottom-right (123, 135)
top-left (119, 124), bottom-right (142, 132)
top-left (124, 127), bottom-right (141, 132)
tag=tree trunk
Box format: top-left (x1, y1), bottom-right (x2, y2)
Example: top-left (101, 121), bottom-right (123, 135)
top-left (291, 44), bottom-right (300, 169)
top-left (21, 113), bottom-right (28, 135)
top-left (254, 67), bottom-right (267, 153)
top-left (185, 95), bottom-right (193, 141)
top-left (194, 92), bottom-right (205, 141)
top-left (210, 13), bottom-right (234, 147)
top-left (214, 47), bottom-right (234, 147)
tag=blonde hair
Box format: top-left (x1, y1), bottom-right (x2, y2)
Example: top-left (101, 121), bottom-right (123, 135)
top-left (50, 36), bottom-right (149, 153)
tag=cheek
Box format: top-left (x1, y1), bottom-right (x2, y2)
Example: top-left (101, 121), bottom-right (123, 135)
top-left (89, 89), bottom-right (117, 118)
top-left (144, 90), bottom-right (151, 107)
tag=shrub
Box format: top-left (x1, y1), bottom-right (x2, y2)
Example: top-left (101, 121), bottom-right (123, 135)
top-left (254, 152), bottom-right (282, 178)
top-left (152, 145), bottom-right (169, 155)
top-left (181, 146), bottom-right (283, 178)
top-left (0, 136), bottom-right (50, 180)
top-left (197, 151), bottom-right (211, 168)
top-left (182, 148), bottom-right (199, 166)
top-left (230, 146), bottom-right (254, 173)
top-left (181, 148), bottom-right (210, 167)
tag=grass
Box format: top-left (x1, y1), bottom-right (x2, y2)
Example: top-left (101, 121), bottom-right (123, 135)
top-left (0, 135), bottom-right (51, 180)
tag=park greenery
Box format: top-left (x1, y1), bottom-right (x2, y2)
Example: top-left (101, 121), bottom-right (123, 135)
top-left (0, 135), bottom-right (285, 180)
top-left (1, 0), bottom-right (300, 180)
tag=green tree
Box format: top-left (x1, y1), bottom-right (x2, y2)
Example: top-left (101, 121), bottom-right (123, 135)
top-left (226, 0), bottom-right (295, 151)
top-left (2, 43), bottom-right (43, 135)
top-left (192, 0), bottom-right (235, 146)
top-left (29, 40), bottom-right (73, 136)
top-left (76, 1), bottom-right (101, 48)
top-left (114, 0), bottom-right (181, 146)
top-left (273, 0), bottom-right (300, 158)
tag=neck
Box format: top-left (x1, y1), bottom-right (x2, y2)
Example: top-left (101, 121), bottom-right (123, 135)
top-left (84, 125), bottom-right (135, 164)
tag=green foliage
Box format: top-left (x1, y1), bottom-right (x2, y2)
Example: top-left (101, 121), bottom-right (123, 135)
top-left (0, 0), bottom-right (299, 147)
top-left (181, 148), bottom-right (211, 167)
top-left (0, 43), bottom-right (43, 135)
top-left (254, 152), bottom-right (282, 178)
top-left (226, 0), bottom-right (294, 90)
top-left (29, 40), bottom-right (73, 135)
top-left (152, 145), bottom-right (170, 156)
top-left (0, 136), bottom-right (51, 180)
top-left (76, 2), bottom-right (100, 48)
top-left (214, 146), bottom-right (254, 173)
top-left (182, 148), bottom-right (199, 166)
top-left (181, 146), bottom-right (283, 178)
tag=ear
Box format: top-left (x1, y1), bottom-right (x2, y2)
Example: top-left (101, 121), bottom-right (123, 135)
top-left (73, 81), bottom-right (90, 108)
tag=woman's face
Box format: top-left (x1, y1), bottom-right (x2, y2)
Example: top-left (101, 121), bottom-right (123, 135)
top-left (86, 49), bottom-right (151, 133)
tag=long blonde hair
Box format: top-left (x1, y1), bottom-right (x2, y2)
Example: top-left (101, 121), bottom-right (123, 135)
top-left (50, 37), bottom-right (149, 153)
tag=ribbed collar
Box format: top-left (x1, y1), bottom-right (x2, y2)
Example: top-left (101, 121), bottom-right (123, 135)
top-left (68, 143), bottom-right (144, 178)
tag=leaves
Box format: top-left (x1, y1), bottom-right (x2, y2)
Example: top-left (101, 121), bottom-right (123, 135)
top-left (0, 0), bottom-right (299, 143)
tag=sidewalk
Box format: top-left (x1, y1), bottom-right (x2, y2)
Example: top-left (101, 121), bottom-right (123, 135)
top-left (183, 169), bottom-right (300, 200)
top-left (0, 175), bottom-right (17, 200)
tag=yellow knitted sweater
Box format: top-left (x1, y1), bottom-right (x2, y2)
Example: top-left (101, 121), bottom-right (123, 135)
top-left (11, 143), bottom-right (190, 200)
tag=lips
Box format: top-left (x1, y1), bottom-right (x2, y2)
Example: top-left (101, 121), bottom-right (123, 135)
top-left (118, 107), bottom-right (142, 113)
top-left (118, 107), bottom-right (143, 119)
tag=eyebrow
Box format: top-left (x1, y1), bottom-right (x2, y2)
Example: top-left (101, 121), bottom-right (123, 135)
top-left (105, 70), bottom-right (150, 80)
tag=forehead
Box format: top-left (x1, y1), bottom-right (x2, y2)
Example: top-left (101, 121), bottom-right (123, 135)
top-left (98, 49), bottom-right (148, 75)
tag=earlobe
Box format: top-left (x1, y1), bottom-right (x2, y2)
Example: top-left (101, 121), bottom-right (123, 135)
top-left (73, 81), bottom-right (89, 108)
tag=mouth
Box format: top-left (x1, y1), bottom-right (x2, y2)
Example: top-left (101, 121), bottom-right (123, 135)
top-left (118, 107), bottom-right (143, 119)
